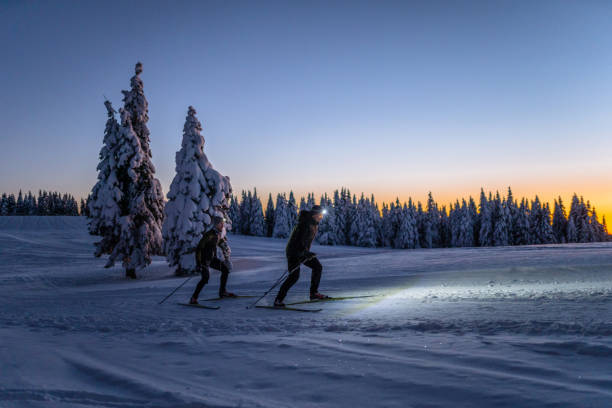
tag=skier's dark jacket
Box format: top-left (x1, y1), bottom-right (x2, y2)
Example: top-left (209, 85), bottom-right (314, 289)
top-left (196, 229), bottom-right (225, 268)
top-left (286, 210), bottom-right (320, 258)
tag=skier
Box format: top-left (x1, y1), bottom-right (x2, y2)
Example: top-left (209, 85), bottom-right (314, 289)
top-left (274, 205), bottom-right (328, 307)
top-left (189, 216), bottom-right (235, 304)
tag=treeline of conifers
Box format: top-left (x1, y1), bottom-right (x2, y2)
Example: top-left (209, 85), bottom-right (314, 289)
top-left (228, 187), bottom-right (609, 248)
top-left (0, 190), bottom-right (83, 216)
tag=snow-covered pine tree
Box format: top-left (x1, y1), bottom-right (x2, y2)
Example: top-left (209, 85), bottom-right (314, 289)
top-left (439, 205), bottom-right (451, 247)
top-left (227, 195), bottom-right (241, 234)
top-left (67, 195), bottom-right (79, 215)
top-left (249, 188), bottom-right (266, 236)
top-left (307, 193), bottom-right (316, 209)
top-left (492, 192), bottom-right (509, 246)
top-left (370, 194), bottom-right (384, 247)
top-left (380, 202), bottom-right (391, 247)
top-left (287, 191), bottom-right (298, 231)
top-left (459, 199), bottom-right (476, 247)
top-left (264, 193), bottom-right (275, 237)
top-left (0, 194), bottom-right (8, 216)
top-left (49, 192), bottom-right (57, 214)
top-left (162, 106), bottom-right (232, 275)
top-left (407, 198), bottom-right (420, 248)
top-left (468, 196), bottom-right (479, 246)
top-left (347, 193), bottom-right (359, 245)
top-left (272, 194), bottom-right (291, 238)
top-left (37, 191), bottom-right (45, 215)
top-left (121, 62), bottom-right (152, 158)
top-left (90, 106), bottom-right (142, 275)
top-left (577, 196), bottom-right (591, 243)
top-left (388, 200), bottom-right (402, 248)
top-left (583, 200), bottom-right (596, 242)
top-left (79, 198), bottom-right (86, 216)
top-left (416, 201), bottom-right (429, 248)
top-left (541, 203), bottom-right (555, 243)
top-left (449, 201), bottom-right (461, 247)
top-left (81, 194), bottom-right (91, 217)
top-left (316, 193), bottom-right (338, 245)
top-left (505, 187), bottom-right (518, 246)
top-left (104, 107), bottom-right (163, 278)
top-left (333, 190), bottom-right (347, 244)
top-left (529, 196), bottom-right (554, 244)
top-left (392, 203), bottom-right (410, 249)
top-left (88, 100), bottom-right (123, 240)
top-left (60, 193), bottom-right (66, 215)
top-left (479, 189), bottom-right (493, 247)
top-left (6, 194), bottom-right (16, 215)
top-left (514, 198), bottom-right (531, 245)
top-left (589, 207), bottom-right (605, 242)
top-left (120, 62), bottom-right (165, 265)
top-left (426, 192), bottom-right (441, 247)
top-left (299, 196), bottom-right (307, 211)
top-left (45, 191), bottom-right (53, 215)
top-left (348, 193), bottom-right (363, 246)
top-left (350, 194), bottom-right (378, 247)
top-left (239, 190), bottom-right (252, 235)
top-left (21, 192), bottom-right (31, 215)
top-left (567, 194), bottom-right (581, 243)
top-left (395, 201), bottom-right (419, 249)
top-left (16, 190), bottom-right (24, 215)
top-left (566, 218), bottom-right (578, 242)
top-left (552, 197), bottom-right (568, 244)
top-left (29, 191), bottom-right (38, 215)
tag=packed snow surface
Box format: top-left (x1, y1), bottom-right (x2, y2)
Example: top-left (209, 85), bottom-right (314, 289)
top-left (1, 216), bottom-right (611, 407)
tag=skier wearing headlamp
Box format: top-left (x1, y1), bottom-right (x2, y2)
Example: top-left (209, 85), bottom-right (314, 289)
top-left (274, 205), bottom-right (329, 307)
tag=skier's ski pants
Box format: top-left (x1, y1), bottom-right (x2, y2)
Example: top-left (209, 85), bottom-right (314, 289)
top-left (276, 256), bottom-right (322, 301)
top-left (192, 258), bottom-right (230, 299)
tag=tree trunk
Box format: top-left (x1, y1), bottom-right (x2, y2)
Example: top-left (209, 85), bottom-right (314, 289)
top-left (126, 268), bottom-right (137, 279)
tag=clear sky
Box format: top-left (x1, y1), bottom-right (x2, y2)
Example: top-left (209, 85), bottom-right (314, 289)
top-left (1, 0), bottom-right (611, 221)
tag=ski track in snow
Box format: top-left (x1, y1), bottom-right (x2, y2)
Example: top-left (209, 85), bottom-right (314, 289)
top-left (1, 216), bottom-right (611, 407)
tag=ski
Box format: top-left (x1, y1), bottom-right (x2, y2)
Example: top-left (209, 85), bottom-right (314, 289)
top-left (255, 305), bottom-right (322, 313)
top-left (178, 303), bottom-right (220, 310)
top-left (202, 295), bottom-right (257, 301)
top-left (286, 295), bottom-right (376, 306)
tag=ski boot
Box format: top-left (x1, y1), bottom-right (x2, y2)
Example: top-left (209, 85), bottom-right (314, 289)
top-left (310, 292), bottom-right (330, 301)
top-left (219, 291), bottom-right (237, 298)
top-left (189, 296), bottom-right (199, 305)
top-left (273, 298), bottom-right (286, 308)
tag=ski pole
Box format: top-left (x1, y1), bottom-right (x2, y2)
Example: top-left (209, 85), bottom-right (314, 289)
top-left (158, 275), bottom-right (194, 305)
top-left (246, 256), bottom-right (313, 309)
top-left (246, 270), bottom-right (289, 309)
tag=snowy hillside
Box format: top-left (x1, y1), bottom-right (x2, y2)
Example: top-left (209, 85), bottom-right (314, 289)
top-left (1, 216), bottom-right (611, 407)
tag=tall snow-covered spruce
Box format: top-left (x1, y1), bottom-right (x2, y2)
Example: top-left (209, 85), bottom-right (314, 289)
top-left (88, 63), bottom-right (165, 279)
top-left (162, 106), bottom-right (232, 275)
top-left (116, 63), bottom-right (165, 278)
top-left (88, 101), bottom-right (131, 264)
top-left (88, 100), bottom-right (122, 237)
top-left (89, 106), bottom-right (147, 277)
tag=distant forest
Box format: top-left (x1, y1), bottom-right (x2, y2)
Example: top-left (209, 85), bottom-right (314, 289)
top-left (0, 190), bottom-right (83, 216)
top-left (228, 187), bottom-right (609, 248)
top-left (2, 187), bottom-right (609, 249)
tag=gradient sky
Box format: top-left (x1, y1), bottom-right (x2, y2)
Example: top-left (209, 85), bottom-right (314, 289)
top-left (1, 0), bottom-right (611, 221)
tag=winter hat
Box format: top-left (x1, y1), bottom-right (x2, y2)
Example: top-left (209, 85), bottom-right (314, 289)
top-left (311, 205), bottom-right (324, 215)
top-left (212, 215), bottom-right (225, 225)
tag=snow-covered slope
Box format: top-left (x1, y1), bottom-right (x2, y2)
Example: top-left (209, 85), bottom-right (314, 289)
top-left (1, 216), bottom-right (611, 407)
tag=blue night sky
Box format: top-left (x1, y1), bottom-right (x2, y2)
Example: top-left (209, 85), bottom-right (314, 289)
top-left (1, 0), bottom-right (611, 219)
